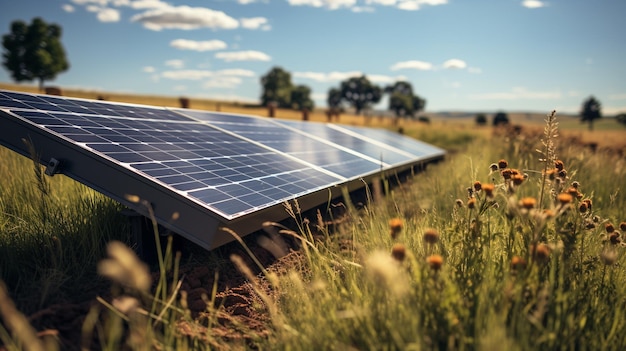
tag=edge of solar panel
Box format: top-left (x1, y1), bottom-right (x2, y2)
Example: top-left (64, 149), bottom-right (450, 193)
top-left (0, 90), bottom-right (446, 250)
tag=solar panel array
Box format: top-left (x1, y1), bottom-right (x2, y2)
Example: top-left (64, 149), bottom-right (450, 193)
top-left (0, 90), bottom-right (445, 249)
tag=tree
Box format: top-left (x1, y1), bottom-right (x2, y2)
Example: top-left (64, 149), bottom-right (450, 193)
top-left (475, 113), bottom-right (487, 126)
top-left (339, 75), bottom-right (382, 115)
top-left (327, 87), bottom-right (342, 110)
top-left (580, 96), bottom-right (602, 131)
top-left (493, 111), bottom-right (510, 126)
top-left (290, 85), bottom-right (314, 111)
top-left (260, 66), bottom-right (293, 108)
top-left (384, 81), bottom-right (426, 118)
top-left (616, 113), bottom-right (626, 126)
top-left (2, 17), bottom-right (69, 90)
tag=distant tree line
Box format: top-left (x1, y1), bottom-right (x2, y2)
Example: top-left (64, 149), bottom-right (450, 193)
top-left (260, 66), bottom-right (426, 118)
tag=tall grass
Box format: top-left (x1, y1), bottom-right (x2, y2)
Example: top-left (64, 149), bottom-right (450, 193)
top-left (1, 111), bottom-right (625, 350)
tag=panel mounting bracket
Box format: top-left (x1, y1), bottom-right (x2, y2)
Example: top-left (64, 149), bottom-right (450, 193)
top-left (44, 158), bottom-right (61, 176)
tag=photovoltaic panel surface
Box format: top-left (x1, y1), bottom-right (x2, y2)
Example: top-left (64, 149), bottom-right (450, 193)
top-left (0, 89), bottom-right (445, 249)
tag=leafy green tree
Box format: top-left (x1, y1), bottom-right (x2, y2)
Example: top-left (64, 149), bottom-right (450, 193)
top-left (616, 113), bottom-right (626, 126)
top-left (290, 85), bottom-right (314, 111)
top-left (327, 87), bottom-right (342, 110)
top-left (581, 96), bottom-right (602, 131)
top-left (261, 66), bottom-right (293, 108)
top-left (2, 17), bottom-right (69, 90)
top-left (385, 81), bottom-right (426, 118)
top-left (493, 111), bottom-right (510, 126)
top-left (339, 75), bottom-right (382, 115)
top-left (475, 113), bottom-right (487, 126)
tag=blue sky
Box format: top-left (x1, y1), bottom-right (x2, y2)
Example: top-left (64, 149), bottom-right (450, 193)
top-left (1, 0), bottom-right (625, 114)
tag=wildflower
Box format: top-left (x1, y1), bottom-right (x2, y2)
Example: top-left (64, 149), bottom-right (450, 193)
top-left (600, 249), bottom-right (618, 266)
top-left (554, 160), bottom-right (565, 171)
top-left (566, 187), bottom-right (580, 198)
top-left (543, 209), bottom-right (555, 219)
top-left (511, 173), bottom-right (525, 186)
top-left (519, 197), bottom-right (537, 210)
top-left (426, 255), bottom-right (444, 271)
top-left (489, 163), bottom-right (499, 172)
top-left (544, 168), bottom-right (557, 180)
top-left (501, 169), bottom-right (513, 180)
top-left (391, 243), bottom-right (406, 262)
top-left (482, 183), bottom-right (495, 198)
top-left (455, 199), bottom-right (464, 207)
top-left (557, 193), bottom-right (573, 205)
top-left (558, 169), bottom-right (567, 179)
top-left (608, 232), bottom-right (621, 245)
top-left (473, 181), bottom-right (482, 191)
top-left (620, 222), bottom-right (626, 231)
top-left (584, 199), bottom-right (593, 211)
top-left (531, 243), bottom-right (551, 263)
top-left (389, 218), bottom-right (403, 239)
top-left (510, 256), bottom-right (527, 271)
top-left (467, 197), bottom-right (477, 209)
top-left (423, 228), bottom-right (439, 245)
top-left (578, 202), bottom-right (588, 213)
top-left (605, 223), bottom-right (615, 234)
top-left (584, 220), bottom-right (596, 230)
top-left (572, 181), bottom-right (580, 189)
top-left (498, 159), bottom-right (508, 169)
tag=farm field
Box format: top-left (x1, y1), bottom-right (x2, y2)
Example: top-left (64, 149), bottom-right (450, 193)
top-left (1, 84), bottom-right (626, 350)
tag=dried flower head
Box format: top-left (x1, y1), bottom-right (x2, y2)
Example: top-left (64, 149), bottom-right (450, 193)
top-left (557, 193), bottom-right (573, 204)
top-left (511, 173), bottom-right (525, 186)
top-left (620, 222), bottom-right (626, 232)
top-left (572, 181), bottom-right (580, 189)
top-left (558, 169), bottom-right (567, 179)
top-left (519, 197), bottom-right (537, 210)
top-left (510, 256), bottom-right (527, 271)
top-left (391, 243), bottom-right (406, 262)
top-left (578, 202), bottom-right (588, 213)
top-left (473, 181), bottom-right (482, 191)
top-left (501, 169), bottom-right (513, 180)
top-left (554, 160), bottom-right (565, 171)
top-left (467, 197), bottom-right (477, 209)
top-left (455, 199), bottom-right (464, 207)
top-left (482, 183), bottom-right (495, 197)
top-left (426, 255), bottom-right (444, 271)
top-left (544, 168), bottom-right (557, 180)
top-left (423, 228), bottom-right (439, 245)
top-left (605, 223), bottom-right (615, 234)
top-left (609, 232), bottom-right (621, 245)
top-left (498, 159), bottom-right (508, 169)
top-left (543, 209), bottom-right (555, 219)
top-left (531, 243), bottom-right (551, 263)
top-left (389, 218), bottom-right (403, 239)
top-left (489, 163), bottom-right (499, 172)
top-left (584, 199), bottom-right (593, 211)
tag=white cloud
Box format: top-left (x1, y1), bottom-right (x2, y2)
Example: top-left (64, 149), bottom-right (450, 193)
top-left (522, 0), bottom-right (546, 9)
top-left (367, 0), bottom-right (396, 5)
top-left (165, 59), bottom-right (184, 69)
top-left (240, 17), bottom-right (271, 30)
top-left (97, 8), bottom-right (121, 22)
top-left (469, 87), bottom-right (561, 100)
top-left (442, 59), bottom-right (467, 69)
top-left (294, 71), bottom-right (362, 82)
top-left (367, 0), bottom-right (447, 9)
top-left (170, 39), bottom-right (227, 51)
top-left (390, 60), bottom-right (433, 71)
top-left (62, 4), bottom-right (75, 12)
top-left (202, 77), bottom-right (243, 89)
top-left (287, 0), bottom-right (357, 10)
top-left (238, 0), bottom-right (257, 3)
top-left (131, 6), bottom-right (239, 31)
top-left (368, 74), bottom-right (408, 84)
top-left (142, 66), bottom-right (156, 73)
top-left (127, 0), bottom-right (171, 10)
top-left (215, 50), bottom-right (271, 62)
top-left (352, 6), bottom-right (375, 12)
top-left (71, 0), bottom-right (109, 5)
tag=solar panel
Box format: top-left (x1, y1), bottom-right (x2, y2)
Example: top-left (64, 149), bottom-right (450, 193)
top-left (0, 90), bottom-right (445, 250)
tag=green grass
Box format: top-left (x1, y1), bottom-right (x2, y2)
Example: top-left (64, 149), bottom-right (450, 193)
top-left (1, 112), bottom-right (626, 350)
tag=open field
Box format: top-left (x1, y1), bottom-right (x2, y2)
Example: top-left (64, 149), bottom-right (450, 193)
top-left (1, 85), bottom-right (626, 350)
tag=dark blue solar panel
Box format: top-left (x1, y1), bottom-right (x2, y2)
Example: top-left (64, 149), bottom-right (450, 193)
top-left (175, 109), bottom-right (383, 178)
top-left (331, 124), bottom-right (446, 159)
top-left (2, 102), bottom-right (341, 218)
